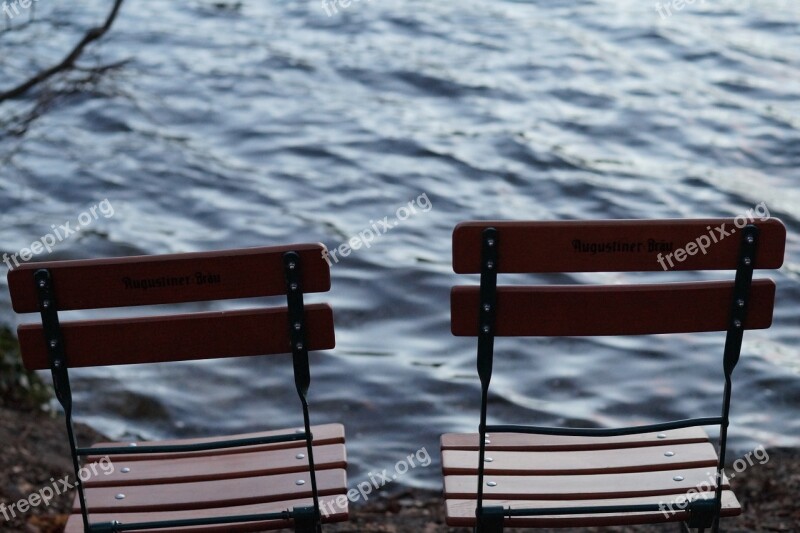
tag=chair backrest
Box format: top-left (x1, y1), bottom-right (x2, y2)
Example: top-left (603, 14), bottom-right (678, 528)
top-left (452, 219), bottom-right (785, 338)
top-left (9, 244), bottom-right (335, 369)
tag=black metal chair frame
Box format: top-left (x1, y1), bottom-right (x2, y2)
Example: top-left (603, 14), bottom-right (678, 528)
top-left (470, 225), bottom-right (760, 533)
top-left (33, 251), bottom-right (324, 533)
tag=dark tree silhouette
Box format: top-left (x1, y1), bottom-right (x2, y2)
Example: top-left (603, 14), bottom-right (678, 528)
top-left (0, 0), bottom-right (125, 102)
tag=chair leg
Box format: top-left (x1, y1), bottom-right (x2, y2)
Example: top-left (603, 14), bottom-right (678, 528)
top-left (680, 523), bottom-right (708, 533)
top-left (292, 506), bottom-right (320, 533)
top-left (687, 498), bottom-right (716, 531)
top-left (476, 506), bottom-right (505, 533)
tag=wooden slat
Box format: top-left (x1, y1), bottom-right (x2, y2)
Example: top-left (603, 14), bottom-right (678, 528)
top-left (451, 280), bottom-right (775, 336)
top-left (17, 304), bottom-right (335, 370)
top-left (76, 469), bottom-right (347, 513)
top-left (442, 442), bottom-right (718, 476)
top-left (86, 444), bottom-right (346, 487)
top-left (445, 492), bottom-right (740, 528)
top-left (65, 495), bottom-right (349, 533)
top-left (443, 467), bottom-right (730, 500)
top-left (8, 244), bottom-right (330, 313)
top-left (87, 423), bottom-right (344, 461)
top-left (441, 427), bottom-right (709, 451)
top-left (453, 219), bottom-right (786, 273)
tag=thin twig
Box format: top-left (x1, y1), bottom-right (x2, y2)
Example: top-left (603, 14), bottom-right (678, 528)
top-left (0, 0), bottom-right (125, 102)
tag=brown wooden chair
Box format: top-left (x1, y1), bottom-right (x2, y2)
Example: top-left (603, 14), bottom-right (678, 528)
top-left (8, 244), bottom-right (348, 532)
top-left (441, 219), bottom-right (786, 532)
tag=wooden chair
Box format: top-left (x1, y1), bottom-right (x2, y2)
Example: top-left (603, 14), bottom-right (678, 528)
top-left (8, 244), bottom-right (348, 532)
top-left (442, 219), bottom-right (786, 532)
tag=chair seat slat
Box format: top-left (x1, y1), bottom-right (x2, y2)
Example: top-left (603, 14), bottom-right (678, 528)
top-left (441, 426), bottom-right (709, 451)
top-left (443, 466), bottom-right (730, 500)
top-left (76, 468), bottom-right (347, 514)
top-left (86, 423), bottom-right (344, 461)
top-left (444, 492), bottom-right (741, 528)
top-left (86, 443), bottom-right (346, 487)
top-left (64, 495), bottom-right (349, 533)
top-left (443, 442), bottom-right (718, 476)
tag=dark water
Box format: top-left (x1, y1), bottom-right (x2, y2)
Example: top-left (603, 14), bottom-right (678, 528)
top-left (1, 0), bottom-right (799, 490)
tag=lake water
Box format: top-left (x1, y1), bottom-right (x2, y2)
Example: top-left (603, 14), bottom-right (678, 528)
top-left (1, 0), bottom-right (799, 490)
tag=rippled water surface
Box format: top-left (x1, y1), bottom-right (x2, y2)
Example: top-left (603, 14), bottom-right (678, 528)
top-left (1, 0), bottom-right (799, 489)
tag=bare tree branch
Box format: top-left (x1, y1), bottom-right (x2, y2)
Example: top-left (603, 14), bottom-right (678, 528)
top-left (0, 0), bottom-right (125, 102)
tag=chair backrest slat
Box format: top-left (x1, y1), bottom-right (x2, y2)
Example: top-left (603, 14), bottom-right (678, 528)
top-left (453, 219), bottom-right (786, 273)
top-left (17, 304), bottom-right (335, 370)
top-left (8, 244), bottom-right (329, 312)
top-left (451, 280), bottom-right (776, 336)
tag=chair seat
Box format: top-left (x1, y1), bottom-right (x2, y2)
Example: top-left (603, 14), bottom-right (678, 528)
top-left (66, 424), bottom-right (348, 532)
top-left (441, 427), bottom-right (741, 528)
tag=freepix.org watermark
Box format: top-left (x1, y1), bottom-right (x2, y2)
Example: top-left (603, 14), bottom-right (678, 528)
top-left (319, 447), bottom-right (432, 516)
top-left (2, 199), bottom-right (115, 271)
top-left (655, 0), bottom-right (798, 20)
top-left (321, 0), bottom-right (373, 17)
top-left (658, 445), bottom-right (769, 518)
top-left (656, 202), bottom-right (770, 271)
top-left (0, 456), bottom-right (114, 523)
top-left (2, 0), bottom-right (40, 20)
top-left (654, 0), bottom-right (706, 20)
top-left (322, 193), bottom-right (432, 266)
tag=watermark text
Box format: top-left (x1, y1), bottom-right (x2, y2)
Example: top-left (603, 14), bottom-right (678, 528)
top-left (3, 199), bottom-right (115, 271)
top-left (656, 202), bottom-right (770, 271)
top-left (1, 456), bottom-right (114, 522)
top-left (322, 193), bottom-right (432, 266)
top-left (320, 447), bottom-right (432, 516)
